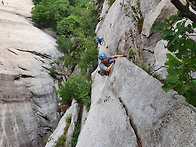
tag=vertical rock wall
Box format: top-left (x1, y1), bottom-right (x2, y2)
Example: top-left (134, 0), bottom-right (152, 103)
top-left (96, 0), bottom-right (177, 77)
top-left (76, 0), bottom-right (196, 146)
top-left (77, 58), bottom-right (196, 147)
top-left (0, 1), bottom-right (63, 146)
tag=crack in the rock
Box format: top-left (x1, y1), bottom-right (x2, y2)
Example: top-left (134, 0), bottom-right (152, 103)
top-left (30, 96), bottom-right (42, 108)
top-left (42, 66), bottom-right (50, 71)
top-left (118, 97), bottom-right (142, 146)
top-left (13, 74), bottom-right (35, 80)
top-left (150, 66), bottom-right (168, 74)
top-left (38, 125), bottom-right (53, 132)
top-left (37, 112), bottom-right (49, 121)
top-left (0, 99), bottom-right (30, 103)
top-left (30, 90), bottom-right (53, 99)
top-left (35, 57), bottom-right (45, 63)
top-left (143, 48), bottom-right (154, 54)
top-left (18, 65), bottom-right (29, 71)
top-left (15, 48), bottom-right (52, 60)
top-left (7, 48), bottom-right (18, 55)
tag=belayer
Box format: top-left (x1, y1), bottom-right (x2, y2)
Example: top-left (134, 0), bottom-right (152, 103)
top-left (98, 53), bottom-right (127, 76)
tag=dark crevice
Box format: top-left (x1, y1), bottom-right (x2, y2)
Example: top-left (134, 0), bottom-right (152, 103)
top-left (0, 99), bottom-right (30, 103)
top-left (42, 66), bottom-right (50, 71)
top-left (7, 48), bottom-right (18, 55)
top-left (30, 90), bottom-right (53, 99)
top-left (18, 65), bottom-right (29, 71)
top-left (143, 48), bottom-right (154, 54)
top-left (35, 57), bottom-right (45, 63)
top-left (150, 66), bottom-right (168, 75)
top-left (13, 74), bottom-right (35, 80)
top-left (30, 96), bottom-right (42, 108)
top-left (118, 97), bottom-right (142, 146)
top-left (14, 48), bottom-right (52, 60)
top-left (38, 125), bottom-right (53, 133)
top-left (37, 112), bottom-right (49, 121)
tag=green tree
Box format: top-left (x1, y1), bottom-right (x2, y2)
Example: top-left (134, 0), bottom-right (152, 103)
top-left (58, 75), bottom-right (91, 108)
top-left (32, 0), bottom-right (98, 75)
top-left (108, 0), bottom-right (116, 6)
top-left (57, 15), bottom-right (81, 36)
top-left (56, 35), bottom-right (80, 54)
top-left (79, 38), bottom-right (98, 74)
top-left (152, 13), bottom-right (196, 106)
top-left (32, 4), bottom-right (55, 28)
top-left (32, 0), bottom-right (41, 5)
top-left (32, 0), bottom-right (70, 29)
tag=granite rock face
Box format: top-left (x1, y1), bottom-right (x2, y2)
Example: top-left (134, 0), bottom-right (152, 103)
top-left (77, 58), bottom-right (196, 147)
top-left (76, 0), bottom-right (195, 146)
top-left (45, 100), bottom-right (79, 147)
top-left (96, 0), bottom-right (177, 77)
top-left (0, 1), bottom-right (63, 146)
top-left (44, 0), bottom-right (195, 146)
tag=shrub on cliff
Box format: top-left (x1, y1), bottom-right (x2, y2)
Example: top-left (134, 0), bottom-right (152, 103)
top-left (58, 75), bottom-right (91, 109)
top-left (32, 0), bottom-right (70, 29)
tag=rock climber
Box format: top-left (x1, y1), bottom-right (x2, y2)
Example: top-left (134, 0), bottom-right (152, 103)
top-left (97, 37), bottom-right (104, 45)
top-left (98, 53), bottom-right (127, 76)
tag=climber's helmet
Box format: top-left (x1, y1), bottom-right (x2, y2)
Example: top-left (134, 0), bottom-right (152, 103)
top-left (98, 53), bottom-right (106, 60)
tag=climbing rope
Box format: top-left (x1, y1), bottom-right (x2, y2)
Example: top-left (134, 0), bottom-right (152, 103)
top-left (106, 72), bottom-right (142, 147)
top-left (106, 72), bottom-right (116, 97)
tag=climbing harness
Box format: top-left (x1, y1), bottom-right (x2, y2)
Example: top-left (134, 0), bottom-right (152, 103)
top-left (106, 72), bottom-right (142, 147)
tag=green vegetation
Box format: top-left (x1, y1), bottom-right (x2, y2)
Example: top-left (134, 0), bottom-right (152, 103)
top-left (55, 135), bottom-right (66, 147)
top-left (49, 65), bottom-right (56, 76)
top-left (152, 13), bottom-right (196, 106)
top-left (108, 0), bottom-right (116, 7)
top-left (70, 121), bottom-right (81, 147)
top-left (54, 114), bottom-right (73, 147)
top-left (32, 0), bottom-right (98, 75)
top-left (32, 0), bottom-right (41, 5)
top-left (32, 2), bottom-right (98, 145)
top-left (128, 48), bottom-right (136, 60)
top-left (57, 76), bottom-right (91, 109)
top-left (65, 114), bottom-right (72, 123)
top-left (32, 0), bottom-right (99, 112)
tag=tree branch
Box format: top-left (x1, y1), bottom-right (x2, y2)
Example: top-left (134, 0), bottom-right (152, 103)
top-left (170, 0), bottom-right (196, 24)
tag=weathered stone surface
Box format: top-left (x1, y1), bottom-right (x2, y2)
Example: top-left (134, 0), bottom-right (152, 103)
top-left (95, 0), bottom-right (177, 77)
top-left (96, 0), bottom-right (135, 55)
top-left (153, 40), bottom-right (169, 78)
top-left (76, 70), bottom-right (138, 146)
top-left (142, 0), bottom-right (177, 37)
top-left (111, 58), bottom-right (195, 146)
top-left (77, 58), bottom-right (195, 146)
top-left (153, 103), bottom-right (196, 147)
top-left (45, 100), bottom-right (79, 147)
top-left (140, 0), bottom-right (161, 17)
top-left (0, 0), bottom-right (63, 146)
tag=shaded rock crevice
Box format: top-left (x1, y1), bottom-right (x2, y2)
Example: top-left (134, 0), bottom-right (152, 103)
top-left (7, 48), bottom-right (18, 55)
top-left (14, 48), bottom-right (52, 60)
top-left (13, 74), bottom-right (35, 80)
top-left (18, 65), bottom-right (29, 71)
top-left (118, 96), bottom-right (142, 146)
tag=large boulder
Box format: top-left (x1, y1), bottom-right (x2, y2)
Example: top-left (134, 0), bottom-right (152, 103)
top-left (0, 0), bottom-right (63, 146)
top-left (77, 58), bottom-right (196, 146)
